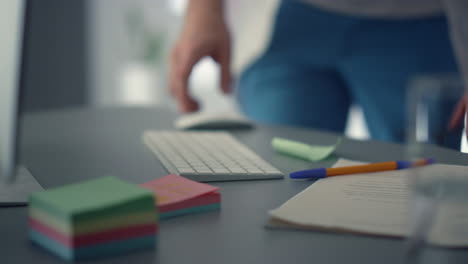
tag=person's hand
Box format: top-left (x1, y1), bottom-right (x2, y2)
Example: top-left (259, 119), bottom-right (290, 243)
top-left (448, 93), bottom-right (468, 136)
top-left (169, 0), bottom-right (232, 112)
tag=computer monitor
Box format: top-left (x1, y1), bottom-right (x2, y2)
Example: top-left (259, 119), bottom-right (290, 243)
top-left (0, 0), bottom-right (42, 205)
top-left (0, 0), bottom-right (26, 182)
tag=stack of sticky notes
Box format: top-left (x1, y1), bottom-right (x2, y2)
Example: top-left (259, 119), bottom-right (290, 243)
top-left (141, 174), bottom-right (221, 219)
top-left (29, 176), bottom-right (158, 260)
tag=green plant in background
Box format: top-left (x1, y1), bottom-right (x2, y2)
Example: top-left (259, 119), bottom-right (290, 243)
top-left (126, 5), bottom-right (165, 66)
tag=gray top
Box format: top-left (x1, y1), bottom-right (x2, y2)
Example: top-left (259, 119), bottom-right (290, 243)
top-left (301, 0), bottom-right (468, 88)
top-left (3, 107), bottom-right (468, 263)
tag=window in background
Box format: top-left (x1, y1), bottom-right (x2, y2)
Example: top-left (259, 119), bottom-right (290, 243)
top-left (88, 0), bottom-right (173, 107)
top-left (119, 4), bottom-right (167, 106)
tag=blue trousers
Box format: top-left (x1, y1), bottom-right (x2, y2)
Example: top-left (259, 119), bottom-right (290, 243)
top-left (238, 0), bottom-right (461, 148)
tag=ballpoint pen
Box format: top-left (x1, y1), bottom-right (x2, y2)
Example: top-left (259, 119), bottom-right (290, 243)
top-left (290, 158), bottom-right (434, 179)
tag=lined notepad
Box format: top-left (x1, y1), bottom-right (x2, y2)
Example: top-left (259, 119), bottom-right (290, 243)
top-left (141, 174), bottom-right (221, 219)
top-left (269, 159), bottom-right (468, 247)
top-left (29, 177), bottom-right (158, 260)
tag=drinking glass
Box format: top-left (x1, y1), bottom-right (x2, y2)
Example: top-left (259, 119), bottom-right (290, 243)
top-left (405, 73), bottom-right (468, 263)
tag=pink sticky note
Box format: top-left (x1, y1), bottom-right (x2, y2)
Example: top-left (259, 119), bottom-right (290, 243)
top-left (158, 191), bottom-right (220, 213)
top-left (140, 174), bottom-right (220, 207)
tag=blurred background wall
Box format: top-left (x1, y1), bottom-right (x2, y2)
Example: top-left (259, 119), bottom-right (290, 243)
top-left (22, 0), bottom-right (88, 112)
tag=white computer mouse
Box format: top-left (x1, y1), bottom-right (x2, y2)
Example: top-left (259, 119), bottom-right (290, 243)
top-left (174, 111), bottom-right (254, 130)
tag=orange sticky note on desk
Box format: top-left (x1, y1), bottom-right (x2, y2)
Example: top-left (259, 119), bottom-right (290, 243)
top-left (140, 175), bottom-right (221, 219)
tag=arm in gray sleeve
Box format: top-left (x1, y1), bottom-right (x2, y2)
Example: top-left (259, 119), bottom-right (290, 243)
top-left (442, 0), bottom-right (468, 88)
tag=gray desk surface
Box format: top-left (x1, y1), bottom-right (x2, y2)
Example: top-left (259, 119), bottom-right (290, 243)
top-left (3, 107), bottom-right (468, 264)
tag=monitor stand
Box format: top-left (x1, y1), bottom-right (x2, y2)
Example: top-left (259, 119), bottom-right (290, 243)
top-left (0, 166), bottom-right (43, 206)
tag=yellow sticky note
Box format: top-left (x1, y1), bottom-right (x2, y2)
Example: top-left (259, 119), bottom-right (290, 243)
top-left (272, 137), bottom-right (341, 161)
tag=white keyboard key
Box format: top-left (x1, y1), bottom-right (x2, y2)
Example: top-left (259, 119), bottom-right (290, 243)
top-left (229, 168), bottom-right (246, 173)
top-left (178, 168), bottom-right (196, 174)
top-left (212, 168), bottom-right (231, 174)
top-left (246, 169), bottom-right (264, 174)
top-left (195, 169), bottom-right (213, 174)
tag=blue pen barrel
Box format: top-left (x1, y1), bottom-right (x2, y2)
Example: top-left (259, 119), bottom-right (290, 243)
top-left (290, 168), bottom-right (327, 179)
top-left (397, 158), bottom-right (435, 169)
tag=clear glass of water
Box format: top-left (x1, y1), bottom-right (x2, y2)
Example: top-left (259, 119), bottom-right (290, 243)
top-left (405, 73), bottom-right (468, 262)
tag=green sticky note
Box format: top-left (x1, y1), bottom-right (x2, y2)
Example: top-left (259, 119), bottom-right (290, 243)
top-left (272, 137), bottom-right (341, 161)
top-left (29, 176), bottom-right (156, 224)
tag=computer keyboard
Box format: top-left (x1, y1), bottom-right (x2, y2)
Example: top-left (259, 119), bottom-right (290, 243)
top-left (143, 131), bottom-right (284, 182)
